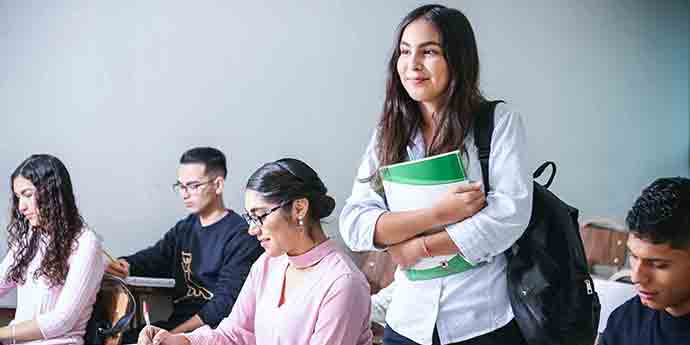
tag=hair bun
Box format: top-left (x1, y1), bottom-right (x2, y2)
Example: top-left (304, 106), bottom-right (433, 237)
top-left (316, 194), bottom-right (336, 219)
top-left (312, 178), bottom-right (328, 196)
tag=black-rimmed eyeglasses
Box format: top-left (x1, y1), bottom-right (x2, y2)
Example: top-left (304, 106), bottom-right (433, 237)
top-left (241, 200), bottom-right (292, 227)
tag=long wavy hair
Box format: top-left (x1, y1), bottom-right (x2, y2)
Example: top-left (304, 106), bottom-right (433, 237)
top-left (377, 4), bottom-right (484, 168)
top-left (6, 154), bottom-right (85, 287)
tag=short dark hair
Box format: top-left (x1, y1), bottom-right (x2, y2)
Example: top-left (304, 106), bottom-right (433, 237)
top-left (246, 158), bottom-right (335, 222)
top-left (626, 177), bottom-right (690, 249)
top-left (179, 147), bottom-right (227, 178)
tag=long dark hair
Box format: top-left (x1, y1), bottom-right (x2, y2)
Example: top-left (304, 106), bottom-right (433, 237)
top-left (377, 4), bottom-right (484, 167)
top-left (6, 154), bottom-right (85, 287)
top-left (246, 158), bottom-right (335, 227)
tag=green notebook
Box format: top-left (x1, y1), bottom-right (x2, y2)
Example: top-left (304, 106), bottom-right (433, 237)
top-left (380, 150), bottom-right (478, 280)
top-left (380, 150), bottom-right (467, 211)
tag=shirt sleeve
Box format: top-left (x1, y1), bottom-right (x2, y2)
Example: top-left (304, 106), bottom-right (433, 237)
top-left (339, 132), bottom-right (388, 252)
top-left (124, 226), bottom-right (177, 278)
top-left (197, 224), bottom-right (263, 327)
top-left (370, 278), bottom-right (396, 326)
top-left (0, 249), bottom-right (17, 297)
top-left (310, 274), bottom-right (373, 345)
top-left (184, 257), bottom-right (264, 345)
top-left (446, 105), bottom-right (533, 264)
top-left (36, 230), bottom-right (106, 339)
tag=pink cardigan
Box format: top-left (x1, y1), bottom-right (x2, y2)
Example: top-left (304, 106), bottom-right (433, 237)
top-left (0, 229), bottom-right (105, 345)
top-left (185, 240), bottom-right (373, 345)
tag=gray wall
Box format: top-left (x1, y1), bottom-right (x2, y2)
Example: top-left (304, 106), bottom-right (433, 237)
top-left (0, 1), bottom-right (688, 257)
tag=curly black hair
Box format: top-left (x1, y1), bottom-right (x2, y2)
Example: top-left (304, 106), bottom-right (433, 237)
top-left (6, 154), bottom-right (85, 287)
top-left (626, 177), bottom-right (690, 249)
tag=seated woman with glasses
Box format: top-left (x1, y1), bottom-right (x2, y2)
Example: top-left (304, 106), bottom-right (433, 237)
top-left (0, 154), bottom-right (105, 345)
top-left (139, 158), bottom-right (373, 345)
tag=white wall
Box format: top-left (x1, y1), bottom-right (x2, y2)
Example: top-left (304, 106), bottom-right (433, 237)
top-left (1, 1), bottom-right (688, 257)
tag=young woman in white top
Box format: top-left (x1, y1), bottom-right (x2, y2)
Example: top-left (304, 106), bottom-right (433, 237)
top-left (340, 4), bottom-right (533, 345)
top-left (0, 154), bottom-right (105, 345)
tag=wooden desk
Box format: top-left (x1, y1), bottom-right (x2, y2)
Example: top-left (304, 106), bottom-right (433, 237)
top-left (580, 222), bottom-right (629, 271)
top-left (0, 290), bottom-right (16, 323)
top-left (0, 308), bottom-right (15, 324)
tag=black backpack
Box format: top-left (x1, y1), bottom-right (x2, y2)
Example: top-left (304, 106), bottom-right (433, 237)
top-left (474, 101), bottom-right (601, 345)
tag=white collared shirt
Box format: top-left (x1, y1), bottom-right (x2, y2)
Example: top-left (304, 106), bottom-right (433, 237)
top-left (340, 103), bottom-right (533, 345)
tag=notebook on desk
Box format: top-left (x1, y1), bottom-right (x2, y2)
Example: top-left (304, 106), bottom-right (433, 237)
top-left (124, 276), bottom-right (175, 288)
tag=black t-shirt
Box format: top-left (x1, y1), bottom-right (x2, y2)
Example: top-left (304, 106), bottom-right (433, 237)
top-left (600, 296), bottom-right (690, 345)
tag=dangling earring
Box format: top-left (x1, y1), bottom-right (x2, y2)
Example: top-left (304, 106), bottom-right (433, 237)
top-left (298, 217), bottom-right (304, 227)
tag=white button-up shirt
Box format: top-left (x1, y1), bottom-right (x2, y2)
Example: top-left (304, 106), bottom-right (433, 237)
top-left (340, 103), bottom-right (533, 345)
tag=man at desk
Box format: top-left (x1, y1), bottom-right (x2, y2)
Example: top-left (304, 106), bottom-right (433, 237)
top-left (105, 147), bottom-right (263, 343)
top-left (599, 177), bottom-right (690, 345)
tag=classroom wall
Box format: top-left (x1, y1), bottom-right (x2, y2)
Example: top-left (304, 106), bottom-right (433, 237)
top-left (1, 1), bottom-right (688, 257)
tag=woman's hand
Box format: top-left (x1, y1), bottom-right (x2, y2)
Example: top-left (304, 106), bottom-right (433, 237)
top-left (431, 182), bottom-right (486, 226)
top-left (138, 326), bottom-right (190, 345)
top-left (387, 237), bottom-right (426, 269)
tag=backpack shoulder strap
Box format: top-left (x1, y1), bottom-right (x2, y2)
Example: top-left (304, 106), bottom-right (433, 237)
top-left (473, 100), bottom-right (503, 193)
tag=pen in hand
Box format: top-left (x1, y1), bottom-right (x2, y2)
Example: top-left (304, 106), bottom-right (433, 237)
top-left (103, 249), bottom-right (129, 278)
top-left (143, 300), bottom-right (151, 327)
top-left (102, 249), bottom-right (118, 265)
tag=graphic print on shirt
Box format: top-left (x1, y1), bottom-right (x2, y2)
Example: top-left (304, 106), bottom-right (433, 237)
top-left (180, 251), bottom-right (214, 300)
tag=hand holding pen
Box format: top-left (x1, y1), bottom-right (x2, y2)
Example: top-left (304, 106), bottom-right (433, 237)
top-left (143, 300), bottom-right (151, 327)
top-left (102, 249), bottom-right (130, 278)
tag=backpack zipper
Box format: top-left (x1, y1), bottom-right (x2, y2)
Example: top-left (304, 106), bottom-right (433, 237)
top-left (585, 279), bottom-right (593, 295)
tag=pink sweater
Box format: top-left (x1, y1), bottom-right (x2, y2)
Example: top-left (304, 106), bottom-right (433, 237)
top-left (185, 240), bottom-right (373, 345)
top-left (0, 229), bottom-right (105, 345)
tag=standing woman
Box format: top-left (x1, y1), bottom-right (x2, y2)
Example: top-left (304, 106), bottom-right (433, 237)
top-left (340, 4), bottom-right (532, 345)
top-left (139, 158), bottom-right (372, 345)
top-left (0, 154), bottom-right (105, 345)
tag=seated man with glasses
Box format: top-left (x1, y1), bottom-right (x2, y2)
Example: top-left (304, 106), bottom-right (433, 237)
top-left (105, 147), bottom-right (263, 343)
